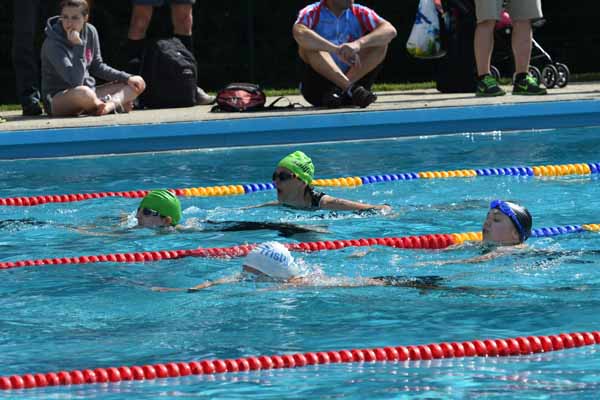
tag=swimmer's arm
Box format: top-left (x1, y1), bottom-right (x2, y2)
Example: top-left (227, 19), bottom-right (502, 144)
top-left (152, 274), bottom-right (241, 292)
top-left (240, 201), bottom-right (280, 210)
top-left (319, 195), bottom-right (391, 212)
top-left (186, 274), bottom-right (241, 292)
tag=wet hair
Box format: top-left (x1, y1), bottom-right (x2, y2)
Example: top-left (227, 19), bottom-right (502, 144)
top-left (501, 201), bottom-right (533, 242)
top-left (59, 0), bottom-right (89, 16)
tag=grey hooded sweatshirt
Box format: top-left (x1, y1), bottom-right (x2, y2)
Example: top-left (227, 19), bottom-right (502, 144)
top-left (41, 16), bottom-right (131, 98)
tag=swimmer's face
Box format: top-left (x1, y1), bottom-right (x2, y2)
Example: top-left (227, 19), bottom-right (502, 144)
top-left (482, 208), bottom-right (521, 245)
top-left (272, 167), bottom-right (305, 205)
top-left (136, 207), bottom-right (172, 228)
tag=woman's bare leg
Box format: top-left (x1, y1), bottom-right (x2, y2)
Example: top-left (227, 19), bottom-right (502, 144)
top-left (50, 86), bottom-right (103, 117)
top-left (95, 82), bottom-right (143, 114)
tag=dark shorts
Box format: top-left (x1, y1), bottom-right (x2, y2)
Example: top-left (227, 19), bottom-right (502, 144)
top-left (300, 62), bottom-right (382, 107)
top-left (132, 0), bottom-right (195, 5)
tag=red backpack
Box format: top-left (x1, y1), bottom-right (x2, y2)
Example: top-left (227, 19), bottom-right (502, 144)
top-left (211, 83), bottom-right (301, 112)
top-left (211, 83), bottom-right (266, 112)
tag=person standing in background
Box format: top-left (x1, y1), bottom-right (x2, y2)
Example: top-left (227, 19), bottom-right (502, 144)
top-left (125, 0), bottom-right (214, 105)
top-left (474, 0), bottom-right (547, 96)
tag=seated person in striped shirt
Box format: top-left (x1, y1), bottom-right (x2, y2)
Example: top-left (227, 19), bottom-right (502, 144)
top-left (293, 0), bottom-right (397, 108)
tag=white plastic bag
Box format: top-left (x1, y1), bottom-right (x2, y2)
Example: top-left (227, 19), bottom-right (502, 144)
top-left (406, 0), bottom-right (445, 59)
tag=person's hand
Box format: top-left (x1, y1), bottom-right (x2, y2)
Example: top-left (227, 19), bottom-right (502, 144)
top-left (66, 29), bottom-right (83, 46)
top-left (127, 76), bottom-right (146, 93)
top-left (338, 42), bottom-right (361, 67)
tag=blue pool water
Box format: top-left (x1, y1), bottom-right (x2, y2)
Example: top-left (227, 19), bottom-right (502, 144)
top-left (1, 126), bottom-right (600, 399)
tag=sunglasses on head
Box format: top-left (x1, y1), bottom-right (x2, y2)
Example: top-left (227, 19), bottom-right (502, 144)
top-left (490, 200), bottom-right (527, 240)
top-left (272, 171), bottom-right (294, 182)
top-left (138, 207), bottom-right (161, 217)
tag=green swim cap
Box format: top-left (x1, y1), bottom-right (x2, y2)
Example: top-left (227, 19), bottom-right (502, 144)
top-left (277, 151), bottom-right (314, 184)
top-left (138, 189), bottom-right (182, 226)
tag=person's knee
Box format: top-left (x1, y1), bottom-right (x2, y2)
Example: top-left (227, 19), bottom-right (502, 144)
top-left (129, 6), bottom-right (153, 37)
top-left (171, 5), bottom-right (193, 34)
top-left (74, 86), bottom-right (95, 98)
top-left (132, 78), bottom-right (146, 96)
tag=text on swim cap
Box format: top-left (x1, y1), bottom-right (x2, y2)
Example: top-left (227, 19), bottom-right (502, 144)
top-left (259, 247), bottom-right (290, 265)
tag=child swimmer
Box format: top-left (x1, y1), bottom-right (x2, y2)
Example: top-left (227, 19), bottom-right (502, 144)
top-left (153, 241), bottom-right (442, 292)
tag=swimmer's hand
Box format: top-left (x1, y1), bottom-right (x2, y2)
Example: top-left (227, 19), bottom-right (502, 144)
top-left (347, 247), bottom-right (377, 259)
top-left (151, 286), bottom-right (186, 292)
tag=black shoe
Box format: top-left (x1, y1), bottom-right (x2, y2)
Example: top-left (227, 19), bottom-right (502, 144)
top-left (349, 85), bottom-right (377, 108)
top-left (321, 87), bottom-right (344, 108)
top-left (22, 101), bottom-right (43, 116)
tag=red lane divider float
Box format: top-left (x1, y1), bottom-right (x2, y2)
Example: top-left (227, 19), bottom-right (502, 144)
top-left (1, 331), bottom-right (597, 390)
top-left (0, 189), bottom-right (160, 207)
top-left (0, 234), bottom-right (455, 271)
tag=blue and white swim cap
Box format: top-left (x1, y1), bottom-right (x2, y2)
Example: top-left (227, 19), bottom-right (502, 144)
top-left (243, 242), bottom-right (300, 279)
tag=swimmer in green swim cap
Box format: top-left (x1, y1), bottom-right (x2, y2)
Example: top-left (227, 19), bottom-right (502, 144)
top-left (134, 189), bottom-right (327, 236)
top-left (252, 150), bottom-right (391, 212)
top-left (136, 189), bottom-right (182, 228)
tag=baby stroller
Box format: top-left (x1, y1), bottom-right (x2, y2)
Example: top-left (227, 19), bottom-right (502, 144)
top-left (490, 10), bottom-right (570, 88)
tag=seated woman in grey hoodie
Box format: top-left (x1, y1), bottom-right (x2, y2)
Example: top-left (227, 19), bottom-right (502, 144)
top-left (41, 0), bottom-right (146, 117)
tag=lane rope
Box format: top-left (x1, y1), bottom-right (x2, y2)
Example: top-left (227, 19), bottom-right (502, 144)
top-left (1, 331), bottom-right (597, 390)
top-left (1, 224), bottom-right (597, 271)
top-left (0, 162), bottom-right (598, 206)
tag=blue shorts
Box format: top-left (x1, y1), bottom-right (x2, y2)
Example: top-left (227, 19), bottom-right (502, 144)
top-left (132, 0), bottom-right (195, 5)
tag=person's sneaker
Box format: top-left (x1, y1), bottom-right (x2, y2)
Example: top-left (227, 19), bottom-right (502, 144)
top-left (512, 74), bottom-right (547, 95)
top-left (349, 85), bottom-right (377, 108)
top-left (321, 87), bottom-right (344, 108)
top-left (476, 75), bottom-right (506, 97)
top-left (196, 87), bottom-right (216, 105)
top-left (22, 101), bottom-right (43, 116)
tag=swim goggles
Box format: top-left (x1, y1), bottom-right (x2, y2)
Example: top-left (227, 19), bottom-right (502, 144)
top-left (138, 207), bottom-right (161, 217)
top-left (272, 171), bottom-right (294, 182)
top-left (490, 200), bottom-right (528, 240)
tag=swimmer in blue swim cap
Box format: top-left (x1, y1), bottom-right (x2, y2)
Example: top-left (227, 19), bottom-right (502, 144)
top-left (152, 241), bottom-right (442, 292)
top-left (483, 200), bottom-right (532, 246)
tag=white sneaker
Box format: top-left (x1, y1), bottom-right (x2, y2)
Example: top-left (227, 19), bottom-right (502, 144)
top-left (196, 87), bottom-right (216, 105)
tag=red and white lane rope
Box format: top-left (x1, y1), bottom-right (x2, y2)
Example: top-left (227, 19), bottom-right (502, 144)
top-left (0, 233), bottom-right (456, 271)
top-left (1, 331), bottom-right (597, 390)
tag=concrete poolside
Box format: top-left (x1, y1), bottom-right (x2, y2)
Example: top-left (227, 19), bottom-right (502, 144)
top-left (0, 82), bottom-right (599, 159)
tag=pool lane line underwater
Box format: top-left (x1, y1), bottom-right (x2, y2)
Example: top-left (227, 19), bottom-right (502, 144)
top-left (0, 161), bottom-right (598, 207)
top-left (1, 99), bottom-right (600, 160)
top-left (1, 331), bottom-right (598, 390)
top-left (2, 224), bottom-right (598, 271)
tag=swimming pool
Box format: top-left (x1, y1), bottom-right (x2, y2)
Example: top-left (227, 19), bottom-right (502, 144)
top-left (1, 126), bottom-right (599, 398)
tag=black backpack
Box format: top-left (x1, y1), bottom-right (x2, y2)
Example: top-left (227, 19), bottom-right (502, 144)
top-left (435, 0), bottom-right (477, 93)
top-left (140, 37), bottom-right (198, 108)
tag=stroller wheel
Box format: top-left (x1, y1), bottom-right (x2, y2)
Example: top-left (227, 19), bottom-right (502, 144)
top-left (528, 66), bottom-right (542, 84)
top-left (555, 63), bottom-right (570, 88)
top-left (490, 65), bottom-right (501, 81)
top-left (541, 64), bottom-right (558, 88)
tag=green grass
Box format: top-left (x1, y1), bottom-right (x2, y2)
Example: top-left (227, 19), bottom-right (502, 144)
top-left (263, 72), bottom-right (600, 96)
top-left (0, 104), bottom-right (21, 112)
top-left (2, 73), bottom-right (600, 109)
